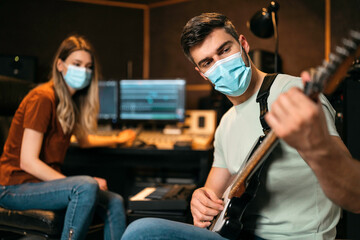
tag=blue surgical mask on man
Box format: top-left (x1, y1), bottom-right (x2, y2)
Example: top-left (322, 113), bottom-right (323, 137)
top-left (204, 48), bottom-right (251, 97)
top-left (62, 63), bottom-right (92, 90)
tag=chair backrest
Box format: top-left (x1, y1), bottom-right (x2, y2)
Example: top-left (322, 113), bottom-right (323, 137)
top-left (0, 75), bottom-right (36, 116)
top-left (0, 75), bottom-right (36, 155)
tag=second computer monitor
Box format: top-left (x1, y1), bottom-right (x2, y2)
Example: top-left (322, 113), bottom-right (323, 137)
top-left (119, 79), bottom-right (186, 122)
top-left (98, 80), bottom-right (118, 123)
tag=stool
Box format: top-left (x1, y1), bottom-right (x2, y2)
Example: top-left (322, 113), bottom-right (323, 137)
top-left (0, 207), bottom-right (103, 239)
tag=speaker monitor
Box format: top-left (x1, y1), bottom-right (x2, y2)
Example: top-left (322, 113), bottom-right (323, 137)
top-left (249, 49), bottom-right (282, 73)
top-left (184, 110), bottom-right (216, 135)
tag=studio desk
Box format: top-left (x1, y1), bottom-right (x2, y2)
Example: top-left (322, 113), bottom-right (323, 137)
top-left (63, 144), bottom-right (214, 203)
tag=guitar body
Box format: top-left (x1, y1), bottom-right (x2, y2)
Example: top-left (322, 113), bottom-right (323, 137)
top-left (210, 163), bottom-right (265, 240)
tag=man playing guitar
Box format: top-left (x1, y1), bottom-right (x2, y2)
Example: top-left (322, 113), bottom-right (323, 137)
top-left (121, 13), bottom-right (357, 240)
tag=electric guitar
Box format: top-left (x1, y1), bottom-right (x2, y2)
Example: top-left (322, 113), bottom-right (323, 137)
top-left (209, 30), bottom-right (360, 240)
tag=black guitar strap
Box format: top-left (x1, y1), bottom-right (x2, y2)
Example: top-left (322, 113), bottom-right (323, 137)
top-left (236, 74), bottom-right (279, 239)
top-left (256, 73), bottom-right (278, 135)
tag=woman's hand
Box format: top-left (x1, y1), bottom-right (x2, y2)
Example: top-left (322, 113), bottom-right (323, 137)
top-left (190, 187), bottom-right (224, 228)
top-left (80, 129), bottom-right (137, 148)
top-left (93, 177), bottom-right (108, 191)
top-left (115, 129), bottom-right (136, 145)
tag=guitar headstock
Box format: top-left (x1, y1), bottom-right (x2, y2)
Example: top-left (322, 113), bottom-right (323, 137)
top-left (304, 30), bottom-right (360, 98)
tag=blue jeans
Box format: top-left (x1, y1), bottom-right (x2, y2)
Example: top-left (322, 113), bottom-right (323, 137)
top-left (0, 176), bottom-right (126, 240)
top-left (121, 218), bottom-right (266, 240)
top-left (121, 218), bottom-right (228, 240)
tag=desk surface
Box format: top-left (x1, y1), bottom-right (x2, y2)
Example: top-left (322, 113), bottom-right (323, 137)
top-left (68, 144), bottom-right (211, 154)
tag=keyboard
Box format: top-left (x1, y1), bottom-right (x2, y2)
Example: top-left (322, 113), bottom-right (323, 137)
top-left (128, 184), bottom-right (196, 211)
top-left (136, 130), bottom-right (213, 150)
top-left (137, 131), bottom-right (192, 149)
top-left (146, 184), bottom-right (189, 200)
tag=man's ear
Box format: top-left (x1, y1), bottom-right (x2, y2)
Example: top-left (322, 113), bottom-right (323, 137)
top-left (195, 66), bottom-right (209, 81)
top-left (239, 34), bottom-right (250, 53)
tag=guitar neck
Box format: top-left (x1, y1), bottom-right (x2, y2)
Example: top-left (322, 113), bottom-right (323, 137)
top-left (229, 130), bottom-right (278, 199)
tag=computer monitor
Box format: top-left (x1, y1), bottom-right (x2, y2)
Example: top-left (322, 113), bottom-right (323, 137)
top-left (119, 79), bottom-right (186, 123)
top-left (98, 80), bottom-right (118, 123)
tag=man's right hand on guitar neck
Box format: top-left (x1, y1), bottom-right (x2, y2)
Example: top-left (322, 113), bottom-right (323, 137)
top-left (265, 70), bottom-right (360, 214)
top-left (190, 187), bottom-right (224, 228)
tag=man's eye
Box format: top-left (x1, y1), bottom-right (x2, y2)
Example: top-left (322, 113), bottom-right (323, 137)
top-left (221, 47), bottom-right (230, 55)
top-left (202, 60), bottom-right (211, 68)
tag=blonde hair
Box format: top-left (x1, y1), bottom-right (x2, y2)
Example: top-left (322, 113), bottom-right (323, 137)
top-left (51, 35), bottom-right (99, 137)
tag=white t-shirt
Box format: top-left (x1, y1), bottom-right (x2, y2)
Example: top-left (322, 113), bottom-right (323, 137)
top-left (213, 74), bottom-right (340, 239)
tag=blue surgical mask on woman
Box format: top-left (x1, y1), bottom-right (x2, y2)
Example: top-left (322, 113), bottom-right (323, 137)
top-left (62, 63), bottom-right (92, 90)
top-left (204, 48), bottom-right (251, 97)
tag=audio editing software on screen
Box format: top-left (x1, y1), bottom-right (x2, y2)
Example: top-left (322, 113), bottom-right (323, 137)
top-left (119, 79), bottom-right (186, 122)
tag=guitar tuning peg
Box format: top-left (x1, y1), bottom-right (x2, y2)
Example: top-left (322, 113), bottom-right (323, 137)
top-left (322, 60), bottom-right (336, 73)
top-left (317, 65), bottom-right (331, 88)
top-left (342, 38), bottom-right (357, 52)
top-left (329, 53), bottom-right (342, 66)
top-left (309, 66), bottom-right (325, 90)
top-left (317, 65), bottom-right (328, 76)
top-left (309, 67), bottom-right (317, 81)
top-left (313, 66), bottom-right (322, 81)
top-left (349, 30), bottom-right (360, 43)
top-left (335, 46), bottom-right (350, 58)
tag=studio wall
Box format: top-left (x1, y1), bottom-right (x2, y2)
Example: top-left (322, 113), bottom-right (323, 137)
top-left (0, 0), bottom-right (144, 82)
top-left (149, 0), bottom-right (360, 108)
top-left (1, 0), bottom-right (360, 109)
top-left (150, 0), bottom-right (360, 80)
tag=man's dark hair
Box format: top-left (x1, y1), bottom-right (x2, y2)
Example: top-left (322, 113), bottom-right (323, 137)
top-left (180, 13), bottom-right (239, 65)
